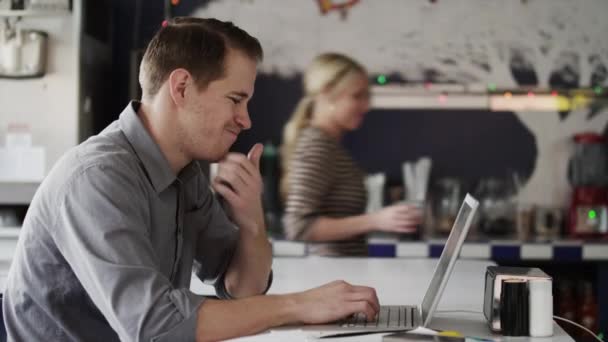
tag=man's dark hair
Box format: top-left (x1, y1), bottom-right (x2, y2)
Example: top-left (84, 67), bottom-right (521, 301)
top-left (140, 17), bottom-right (263, 97)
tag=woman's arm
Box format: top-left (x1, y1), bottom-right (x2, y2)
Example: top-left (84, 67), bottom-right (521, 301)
top-left (303, 204), bottom-right (422, 242)
top-left (301, 214), bottom-right (373, 241)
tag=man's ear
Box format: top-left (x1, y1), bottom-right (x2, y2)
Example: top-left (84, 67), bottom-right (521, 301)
top-left (168, 69), bottom-right (191, 107)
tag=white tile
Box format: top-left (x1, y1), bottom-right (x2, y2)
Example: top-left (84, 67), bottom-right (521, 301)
top-left (583, 245), bottom-right (608, 260)
top-left (396, 242), bottom-right (427, 257)
top-left (460, 243), bottom-right (490, 259)
top-left (0, 227), bottom-right (21, 239)
top-left (0, 238), bottom-right (18, 261)
top-left (272, 240), bottom-right (306, 257)
top-left (520, 244), bottom-right (552, 260)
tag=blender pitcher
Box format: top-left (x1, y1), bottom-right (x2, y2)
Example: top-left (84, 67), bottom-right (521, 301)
top-left (567, 132), bottom-right (608, 237)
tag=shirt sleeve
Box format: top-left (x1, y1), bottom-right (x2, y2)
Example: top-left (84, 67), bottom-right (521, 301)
top-left (282, 136), bottom-right (337, 240)
top-left (50, 163), bottom-right (203, 342)
top-left (190, 172), bottom-right (273, 298)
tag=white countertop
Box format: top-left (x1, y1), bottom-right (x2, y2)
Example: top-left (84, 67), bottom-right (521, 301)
top-left (0, 253), bottom-right (576, 341)
top-left (191, 257), bottom-right (573, 342)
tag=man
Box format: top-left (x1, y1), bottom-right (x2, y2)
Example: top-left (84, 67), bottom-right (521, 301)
top-left (3, 17), bottom-right (379, 341)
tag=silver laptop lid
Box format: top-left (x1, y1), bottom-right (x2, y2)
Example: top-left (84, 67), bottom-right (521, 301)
top-left (420, 193), bottom-right (479, 327)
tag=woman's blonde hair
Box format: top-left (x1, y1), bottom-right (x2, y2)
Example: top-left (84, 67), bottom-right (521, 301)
top-left (279, 53), bottom-right (367, 201)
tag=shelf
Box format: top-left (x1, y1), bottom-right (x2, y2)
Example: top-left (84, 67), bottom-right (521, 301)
top-left (0, 227), bottom-right (20, 239)
top-left (0, 9), bottom-right (70, 17)
top-left (0, 181), bottom-right (40, 205)
top-left (369, 85), bottom-right (608, 111)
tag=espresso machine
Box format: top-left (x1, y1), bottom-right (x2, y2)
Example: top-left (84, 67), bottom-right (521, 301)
top-left (0, 17), bottom-right (48, 78)
top-left (0, 0), bottom-right (70, 78)
top-left (567, 132), bottom-right (608, 238)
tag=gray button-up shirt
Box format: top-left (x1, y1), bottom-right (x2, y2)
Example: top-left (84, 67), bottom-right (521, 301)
top-left (3, 101), bottom-right (247, 341)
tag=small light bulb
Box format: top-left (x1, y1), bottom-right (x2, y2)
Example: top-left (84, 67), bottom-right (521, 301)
top-left (594, 86), bottom-right (603, 95)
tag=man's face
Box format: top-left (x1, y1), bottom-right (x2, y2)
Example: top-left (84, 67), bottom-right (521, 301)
top-left (178, 49), bottom-right (257, 162)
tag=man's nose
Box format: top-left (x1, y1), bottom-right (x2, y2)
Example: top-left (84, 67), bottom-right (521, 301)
top-left (235, 107), bottom-right (252, 130)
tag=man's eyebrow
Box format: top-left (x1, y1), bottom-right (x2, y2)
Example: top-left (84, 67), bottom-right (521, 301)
top-left (228, 91), bottom-right (249, 98)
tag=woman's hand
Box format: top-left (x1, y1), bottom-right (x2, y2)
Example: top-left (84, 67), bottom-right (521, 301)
top-left (371, 203), bottom-right (422, 233)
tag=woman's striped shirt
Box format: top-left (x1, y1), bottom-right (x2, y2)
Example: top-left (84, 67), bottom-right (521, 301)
top-left (282, 126), bottom-right (368, 256)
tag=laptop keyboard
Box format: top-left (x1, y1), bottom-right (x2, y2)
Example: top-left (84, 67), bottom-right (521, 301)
top-left (339, 305), bottom-right (414, 328)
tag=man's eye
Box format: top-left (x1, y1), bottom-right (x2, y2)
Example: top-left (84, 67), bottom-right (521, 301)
top-left (229, 97), bottom-right (242, 105)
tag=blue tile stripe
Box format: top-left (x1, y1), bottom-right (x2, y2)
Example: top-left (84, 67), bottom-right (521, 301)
top-left (491, 245), bottom-right (520, 260)
top-left (429, 244), bottom-right (444, 258)
top-left (367, 244), bottom-right (396, 257)
top-left (366, 242), bottom-right (593, 261)
top-left (553, 246), bottom-right (582, 261)
top-left (273, 240), bottom-right (605, 260)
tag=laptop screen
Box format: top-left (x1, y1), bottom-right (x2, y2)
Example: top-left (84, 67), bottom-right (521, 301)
top-left (420, 193), bottom-right (479, 327)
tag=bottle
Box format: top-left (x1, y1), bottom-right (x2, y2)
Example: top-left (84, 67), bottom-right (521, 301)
top-left (556, 280), bottom-right (578, 337)
top-left (557, 280), bottom-right (576, 321)
top-left (528, 279), bottom-right (553, 337)
top-left (578, 281), bottom-right (598, 333)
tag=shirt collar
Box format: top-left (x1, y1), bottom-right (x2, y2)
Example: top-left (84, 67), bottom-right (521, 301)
top-left (118, 101), bottom-right (178, 193)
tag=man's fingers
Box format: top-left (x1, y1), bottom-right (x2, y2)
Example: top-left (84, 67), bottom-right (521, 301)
top-left (223, 153), bottom-right (258, 178)
top-left (345, 301), bottom-right (377, 322)
top-left (216, 162), bottom-right (247, 189)
top-left (212, 180), bottom-right (239, 205)
top-left (247, 143), bottom-right (264, 170)
top-left (346, 286), bottom-right (380, 312)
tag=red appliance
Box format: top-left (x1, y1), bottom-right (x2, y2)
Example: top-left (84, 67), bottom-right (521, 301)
top-left (567, 133), bottom-right (608, 238)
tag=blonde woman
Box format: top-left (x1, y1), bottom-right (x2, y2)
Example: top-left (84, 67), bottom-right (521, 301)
top-left (280, 53), bottom-right (422, 256)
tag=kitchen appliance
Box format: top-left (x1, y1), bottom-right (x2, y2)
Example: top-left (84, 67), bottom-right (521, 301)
top-left (0, 0), bottom-right (70, 78)
top-left (567, 132), bottom-right (608, 238)
top-left (0, 19), bottom-right (48, 78)
top-left (483, 266), bottom-right (552, 334)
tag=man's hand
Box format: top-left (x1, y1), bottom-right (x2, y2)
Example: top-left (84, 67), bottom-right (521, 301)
top-left (195, 280), bottom-right (380, 341)
top-left (212, 143), bottom-right (265, 234)
top-left (290, 280), bottom-right (380, 324)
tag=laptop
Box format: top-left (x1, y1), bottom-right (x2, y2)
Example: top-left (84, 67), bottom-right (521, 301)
top-left (284, 193), bottom-right (479, 338)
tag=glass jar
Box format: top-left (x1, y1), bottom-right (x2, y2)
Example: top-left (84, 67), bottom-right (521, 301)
top-left (432, 178), bottom-right (462, 236)
top-left (475, 177), bottom-right (516, 237)
top-left (568, 132), bottom-right (608, 187)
